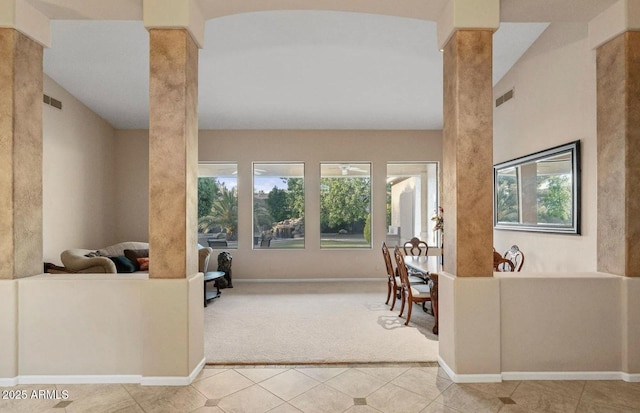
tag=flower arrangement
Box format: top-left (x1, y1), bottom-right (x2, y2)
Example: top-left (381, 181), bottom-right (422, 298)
top-left (431, 206), bottom-right (444, 232)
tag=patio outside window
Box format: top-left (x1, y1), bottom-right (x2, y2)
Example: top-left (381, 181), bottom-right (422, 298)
top-left (320, 163), bottom-right (371, 249)
top-left (197, 163), bottom-right (238, 249)
top-left (253, 163), bottom-right (305, 249)
top-left (386, 162), bottom-right (439, 247)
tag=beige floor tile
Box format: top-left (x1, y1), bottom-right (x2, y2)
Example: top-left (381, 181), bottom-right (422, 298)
top-left (366, 382), bottom-right (430, 413)
top-left (391, 368), bottom-right (453, 400)
top-left (325, 369), bottom-right (387, 397)
top-left (521, 381), bottom-right (585, 401)
top-left (191, 369), bottom-right (254, 399)
top-left (236, 368), bottom-right (289, 383)
top-left (460, 381), bottom-right (520, 398)
top-left (295, 367), bottom-right (349, 382)
top-left (497, 405), bottom-right (535, 413)
top-left (194, 368), bottom-right (229, 382)
top-left (355, 367), bottom-right (410, 382)
top-left (289, 384), bottom-right (354, 413)
top-left (509, 382), bottom-right (581, 413)
top-left (259, 369), bottom-right (321, 401)
top-left (122, 384), bottom-right (206, 413)
top-left (344, 405), bottom-right (384, 412)
top-left (434, 383), bottom-right (504, 413)
top-left (190, 406), bottom-right (226, 413)
top-left (217, 384), bottom-right (284, 413)
top-left (266, 402), bottom-right (304, 413)
top-left (580, 381), bottom-right (640, 410)
top-left (65, 384), bottom-right (140, 413)
top-left (420, 401), bottom-right (464, 412)
top-left (576, 399), bottom-right (639, 413)
top-left (110, 405), bottom-right (145, 413)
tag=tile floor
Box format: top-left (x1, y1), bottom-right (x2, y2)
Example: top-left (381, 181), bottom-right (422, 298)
top-left (1, 364), bottom-right (639, 413)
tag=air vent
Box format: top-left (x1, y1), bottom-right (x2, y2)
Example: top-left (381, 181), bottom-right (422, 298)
top-left (495, 88), bottom-right (514, 107)
top-left (43, 94), bottom-right (63, 110)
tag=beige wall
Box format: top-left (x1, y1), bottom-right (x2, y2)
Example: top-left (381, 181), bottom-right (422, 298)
top-left (43, 75), bottom-right (117, 264)
top-left (114, 130), bottom-right (150, 243)
top-left (13, 273), bottom-right (203, 383)
top-left (493, 23), bottom-right (597, 272)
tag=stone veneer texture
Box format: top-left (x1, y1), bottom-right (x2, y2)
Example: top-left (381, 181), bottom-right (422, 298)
top-left (597, 31), bottom-right (640, 277)
top-left (148, 29), bottom-right (199, 278)
top-left (443, 30), bottom-right (494, 277)
top-left (0, 28), bottom-right (43, 279)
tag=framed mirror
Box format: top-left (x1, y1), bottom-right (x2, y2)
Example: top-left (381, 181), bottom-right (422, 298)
top-left (494, 140), bottom-right (581, 234)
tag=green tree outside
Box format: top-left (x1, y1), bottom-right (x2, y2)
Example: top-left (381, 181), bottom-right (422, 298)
top-left (537, 175), bottom-right (572, 224)
top-left (198, 185), bottom-right (238, 240)
top-left (320, 177), bottom-right (370, 232)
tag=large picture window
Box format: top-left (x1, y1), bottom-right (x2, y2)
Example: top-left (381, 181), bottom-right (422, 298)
top-left (197, 163), bottom-right (238, 249)
top-left (253, 163), bottom-right (305, 249)
top-left (386, 163), bottom-right (439, 247)
top-left (320, 163), bottom-right (371, 249)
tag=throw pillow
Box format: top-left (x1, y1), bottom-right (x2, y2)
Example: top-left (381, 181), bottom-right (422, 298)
top-left (124, 249), bottom-right (149, 271)
top-left (108, 256), bottom-right (136, 273)
top-left (137, 257), bottom-right (149, 271)
top-left (84, 250), bottom-right (102, 258)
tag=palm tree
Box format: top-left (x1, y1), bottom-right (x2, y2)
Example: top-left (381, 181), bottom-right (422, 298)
top-left (198, 186), bottom-right (238, 240)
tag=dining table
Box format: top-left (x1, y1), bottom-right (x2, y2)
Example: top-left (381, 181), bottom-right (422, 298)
top-left (404, 255), bottom-right (441, 335)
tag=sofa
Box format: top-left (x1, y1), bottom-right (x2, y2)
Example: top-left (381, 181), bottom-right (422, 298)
top-left (60, 242), bottom-right (213, 274)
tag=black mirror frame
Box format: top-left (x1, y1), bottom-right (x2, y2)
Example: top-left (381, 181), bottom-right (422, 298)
top-left (493, 140), bottom-right (581, 235)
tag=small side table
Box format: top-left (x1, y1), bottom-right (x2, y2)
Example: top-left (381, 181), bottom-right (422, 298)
top-left (204, 271), bottom-right (225, 307)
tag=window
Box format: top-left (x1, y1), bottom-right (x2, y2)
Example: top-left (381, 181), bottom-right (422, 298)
top-left (197, 163), bottom-right (238, 249)
top-left (253, 163), bottom-right (305, 249)
top-left (386, 163), bottom-right (439, 247)
top-left (320, 163), bottom-right (371, 249)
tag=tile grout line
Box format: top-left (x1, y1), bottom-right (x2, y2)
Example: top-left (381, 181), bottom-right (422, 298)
top-left (573, 380), bottom-right (588, 413)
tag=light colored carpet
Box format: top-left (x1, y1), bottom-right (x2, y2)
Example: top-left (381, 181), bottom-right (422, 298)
top-left (204, 280), bottom-right (438, 364)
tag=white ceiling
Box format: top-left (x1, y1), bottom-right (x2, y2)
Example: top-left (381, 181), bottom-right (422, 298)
top-left (40, 0), bottom-right (617, 130)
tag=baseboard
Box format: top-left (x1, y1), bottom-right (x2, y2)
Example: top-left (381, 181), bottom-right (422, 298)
top-left (2, 358), bottom-right (207, 387)
top-left (502, 371), bottom-right (623, 381)
top-left (140, 357), bottom-right (206, 386)
top-left (0, 377), bottom-right (18, 386)
top-left (438, 355), bottom-right (640, 383)
top-left (437, 356), bottom-right (502, 383)
top-left (621, 372), bottom-right (640, 382)
top-left (236, 278), bottom-right (381, 283)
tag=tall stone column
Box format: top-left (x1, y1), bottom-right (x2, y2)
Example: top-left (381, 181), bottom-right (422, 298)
top-left (0, 28), bottom-right (43, 280)
top-left (596, 31), bottom-right (640, 278)
top-left (148, 29), bottom-right (199, 278)
top-left (442, 30), bottom-right (494, 277)
top-left (437, 0), bottom-right (501, 379)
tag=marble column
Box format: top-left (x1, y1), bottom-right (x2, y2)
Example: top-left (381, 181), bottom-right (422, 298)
top-left (442, 30), bottom-right (494, 277)
top-left (148, 29), bottom-right (198, 279)
top-left (0, 28), bottom-right (43, 280)
top-left (596, 31), bottom-right (640, 277)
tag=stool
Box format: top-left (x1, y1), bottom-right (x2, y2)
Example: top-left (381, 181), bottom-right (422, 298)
top-left (204, 271), bottom-right (225, 307)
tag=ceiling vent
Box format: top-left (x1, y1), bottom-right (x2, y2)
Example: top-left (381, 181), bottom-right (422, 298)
top-left (495, 88), bottom-right (514, 108)
top-left (43, 94), bottom-right (63, 110)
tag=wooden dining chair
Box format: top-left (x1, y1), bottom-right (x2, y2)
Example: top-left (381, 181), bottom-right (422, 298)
top-left (503, 245), bottom-right (524, 271)
top-left (394, 246), bottom-right (431, 326)
top-left (493, 248), bottom-right (515, 272)
top-left (403, 237), bottom-right (429, 256)
top-left (382, 242), bottom-right (424, 311)
top-left (382, 242), bottom-right (398, 309)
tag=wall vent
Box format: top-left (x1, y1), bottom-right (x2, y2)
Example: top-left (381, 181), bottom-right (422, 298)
top-left (43, 94), bottom-right (63, 110)
top-left (495, 88), bottom-right (514, 107)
